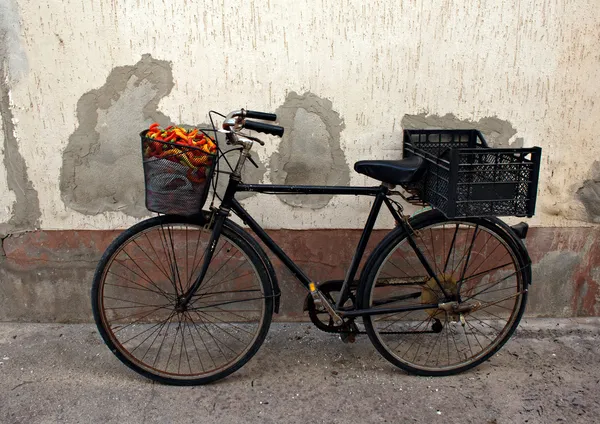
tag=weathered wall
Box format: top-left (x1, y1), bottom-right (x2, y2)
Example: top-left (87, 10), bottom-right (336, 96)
top-left (1, 226), bottom-right (599, 322)
top-left (1, 0), bottom-right (599, 231)
top-left (1, 0), bottom-right (600, 320)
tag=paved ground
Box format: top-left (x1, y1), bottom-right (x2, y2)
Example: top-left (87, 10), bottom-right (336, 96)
top-left (0, 319), bottom-right (599, 424)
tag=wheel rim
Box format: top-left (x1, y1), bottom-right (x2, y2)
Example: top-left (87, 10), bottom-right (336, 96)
top-left (368, 220), bottom-right (525, 373)
top-left (97, 222), bottom-right (267, 380)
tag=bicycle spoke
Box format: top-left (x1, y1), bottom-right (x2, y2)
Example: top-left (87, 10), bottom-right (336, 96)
top-left (193, 304), bottom-right (260, 326)
top-left (425, 318), bottom-right (444, 365)
top-left (463, 271), bottom-right (519, 300)
top-left (182, 310), bottom-right (217, 368)
top-left (185, 225), bottom-right (189, 293)
top-left (103, 295), bottom-right (171, 308)
top-left (111, 306), bottom-right (170, 334)
top-left (105, 281), bottom-right (170, 297)
top-left (195, 251), bottom-right (246, 297)
top-left (367, 217), bottom-right (526, 374)
top-left (157, 223), bottom-right (182, 296)
top-left (443, 224), bottom-right (459, 273)
top-left (458, 225), bottom-right (479, 282)
top-left (194, 285), bottom-right (260, 299)
top-left (449, 225), bottom-right (477, 279)
top-left (165, 224), bottom-right (185, 296)
top-left (188, 296), bottom-right (268, 311)
top-left (188, 310), bottom-right (237, 356)
top-left (182, 313), bottom-right (206, 372)
top-left (95, 219), bottom-right (270, 382)
top-left (458, 261), bottom-right (513, 286)
top-left (111, 257), bottom-right (172, 300)
top-left (141, 311), bottom-right (176, 362)
top-left (461, 237), bottom-right (506, 280)
top-left (127, 311), bottom-right (176, 353)
top-left (194, 311), bottom-right (247, 344)
top-left (132, 238), bottom-right (175, 290)
top-left (152, 313), bottom-right (176, 368)
top-left (184, 226), bottom-right (209, 289)
top-left (165, 318), bottom-right (181, 372)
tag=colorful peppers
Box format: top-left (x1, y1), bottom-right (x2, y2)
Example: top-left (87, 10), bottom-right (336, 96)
top-left (144, 123), bottom-right (216, 184)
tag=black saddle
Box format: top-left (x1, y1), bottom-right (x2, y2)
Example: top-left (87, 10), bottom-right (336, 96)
top-left (354, 156), bottom-right (425, 185)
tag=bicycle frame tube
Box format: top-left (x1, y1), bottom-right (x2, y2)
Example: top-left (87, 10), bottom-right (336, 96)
top-left (335, 189), bottom-right (387, 308)
top-left (383, 197), bottom-right (449, 298)
top-left (186, 176), bottom-right (447, 316)
top-left (237, 183), bottom-right (382, 196)
top-left (181, 173), bottom-right (241, 305)
top-left (230, 197), bottom-right (313, 289)
top-left (232, 184), bottom-right (390, 299)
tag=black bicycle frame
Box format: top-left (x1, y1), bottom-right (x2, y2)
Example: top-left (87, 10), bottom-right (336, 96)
top-left (182, 178), bottom-right (442, 316)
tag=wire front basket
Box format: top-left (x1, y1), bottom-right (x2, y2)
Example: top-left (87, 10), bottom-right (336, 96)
top-left (141, 130), bottom-right (217, 215)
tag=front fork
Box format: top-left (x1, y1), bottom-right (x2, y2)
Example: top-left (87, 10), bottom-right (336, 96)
top-left (179, 153), bottom-right (245, 307)
top-left (179, 210), bottom-right (227, 307)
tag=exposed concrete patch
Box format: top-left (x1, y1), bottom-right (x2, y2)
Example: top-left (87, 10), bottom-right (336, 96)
top-left (401, 113), bottom-right (523, 148)
top-left (0, 75), bottom-right (40, 238)
top-left (529, 251), bottom-right (580, 317)
top-left (270, 92), bottom-right (349, 208)
top-left (0, 0), bottom-right (28, 84)
top-left (576, 161), bottom-right (600, 223)
top-left (0, 0), bottom-right (39, 236)
top-left (60, 54), bottom-right (174, 218)
top-left (0, 234), bottom-right (6, 258)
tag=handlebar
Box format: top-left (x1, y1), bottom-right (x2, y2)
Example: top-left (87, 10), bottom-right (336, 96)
top-left (220, 108), bottom-right (283, 175)
top-left (243, 120), bottom-right (285, 137)
top-left (245, 110), bottom-right (277, 121)
top-left (222, 108), bottom-right (284, 138)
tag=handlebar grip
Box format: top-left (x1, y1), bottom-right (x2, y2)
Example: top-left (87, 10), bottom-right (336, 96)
top-left (245, 110), bottom-right (277, 121)
top-left (244, 120), bottom-right (285, 137)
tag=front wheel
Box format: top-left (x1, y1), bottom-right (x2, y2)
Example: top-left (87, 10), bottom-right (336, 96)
top-left (359, 210), bottom-right (529, 376)
top-left (91, 215), bottom-right (274, 385)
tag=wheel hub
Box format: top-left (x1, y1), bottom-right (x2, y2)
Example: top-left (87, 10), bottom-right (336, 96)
top-left (174, 297), bottom-right (188, 312)
top-left (421, 273), bottom-right (458, 318)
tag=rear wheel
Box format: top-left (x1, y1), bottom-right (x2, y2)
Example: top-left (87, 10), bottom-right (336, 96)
top-left (360, 210), bottom-right (528, 376)
top-left (91, 215), bottom-right (273, 385)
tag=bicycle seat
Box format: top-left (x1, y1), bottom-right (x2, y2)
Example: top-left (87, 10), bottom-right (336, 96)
top-left (354, 156), bottom-right (425, 185)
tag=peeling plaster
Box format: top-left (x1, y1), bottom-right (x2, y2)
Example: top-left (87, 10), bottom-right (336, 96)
top-left (270, 92), bottom-right (349, 209)
top-left (401, 113), bottom-right (523, 148)
top-left (0, 0), bottom-right (39, 237)
top-left (60, 54), bottom-right (174, 217)
top-left (0, 0), bottom-right (28, 84)
top-left (529, 251), bottom-right (580, 317)
top-left (576, 161), bottom-right (600, 223)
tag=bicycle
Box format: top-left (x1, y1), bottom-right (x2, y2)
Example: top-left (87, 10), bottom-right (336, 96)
top-left (91, 109), bottom-right (540, 385)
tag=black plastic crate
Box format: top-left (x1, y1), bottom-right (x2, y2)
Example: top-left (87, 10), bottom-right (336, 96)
top-left (402, 129), bottom-right (541, 218)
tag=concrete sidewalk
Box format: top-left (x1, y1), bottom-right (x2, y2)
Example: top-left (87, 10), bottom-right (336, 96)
top-left (0, 319), bottom-right (599, 424)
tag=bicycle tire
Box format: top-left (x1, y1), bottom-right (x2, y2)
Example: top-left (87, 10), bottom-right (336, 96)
top-left (359, 209), bottom-right (529, 376)
top-left (91, 214), bottom-right (274, 385)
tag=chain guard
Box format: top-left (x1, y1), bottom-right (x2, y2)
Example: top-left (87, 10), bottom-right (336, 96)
top-left (305, 281), bottom-right (446, 337)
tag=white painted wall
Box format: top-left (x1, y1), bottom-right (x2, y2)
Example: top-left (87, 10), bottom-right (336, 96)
top-left (2, 0), bottom-right (600, 229)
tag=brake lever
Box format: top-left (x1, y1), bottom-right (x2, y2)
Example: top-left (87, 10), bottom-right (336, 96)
top-left (241, 134), bottom-right (265, 146)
